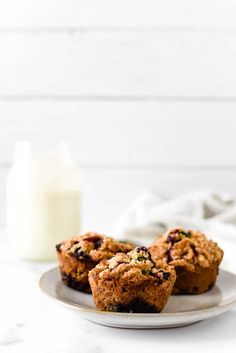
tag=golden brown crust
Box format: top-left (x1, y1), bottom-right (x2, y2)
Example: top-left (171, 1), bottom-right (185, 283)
top-left (88, 247), bottom-right (176, 312)
top-left (56, 232), bottom-right (134, 293)
top-left (149, 228), bottom-right (223, 294)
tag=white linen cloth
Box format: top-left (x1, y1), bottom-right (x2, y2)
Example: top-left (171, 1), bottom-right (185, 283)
top-left (113, 190), bottom-right (234, 242)
top-left (113, 190), bottom-right (236, 272)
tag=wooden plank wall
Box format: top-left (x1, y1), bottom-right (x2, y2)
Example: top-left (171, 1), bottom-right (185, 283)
top-left (1, 1), bottom-right (236, 232)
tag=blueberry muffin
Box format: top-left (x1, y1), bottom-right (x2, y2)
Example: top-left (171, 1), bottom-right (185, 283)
top-left (149, 228), bottom-right (223, 294)
top-left (56, 232), bottom-right (134, 293)
top-left (88, 246), bottom-right (176, 312)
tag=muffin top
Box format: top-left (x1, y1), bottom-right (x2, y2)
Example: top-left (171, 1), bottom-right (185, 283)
top-left (90, 246), bottom-right (176, 286)
top-left (56, 232), bottom-right (134, 263)
top-left (149, 228), bottom-right (223, 272)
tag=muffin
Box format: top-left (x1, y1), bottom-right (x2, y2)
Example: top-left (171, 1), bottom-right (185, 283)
top-left (149, 228), bottom-right (223, 294)
top-left (88, 246), bottom-right (176, 313)
top-left (56, 232), bottom-right (134, 293)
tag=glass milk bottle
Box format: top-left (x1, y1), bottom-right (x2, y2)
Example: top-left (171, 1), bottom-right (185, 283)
top-left (6, 142), bottom-right (81, 261)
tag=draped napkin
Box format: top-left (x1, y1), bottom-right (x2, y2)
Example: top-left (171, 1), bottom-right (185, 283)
top-left (113, 190), bottom-right (236, 272)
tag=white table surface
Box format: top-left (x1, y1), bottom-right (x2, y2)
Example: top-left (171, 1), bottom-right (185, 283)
top-left (1, 237), bottom-right (236, 353)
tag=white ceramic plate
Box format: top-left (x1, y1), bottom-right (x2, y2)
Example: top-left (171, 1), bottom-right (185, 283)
top-left (39, 267), bottom-right (236, 329)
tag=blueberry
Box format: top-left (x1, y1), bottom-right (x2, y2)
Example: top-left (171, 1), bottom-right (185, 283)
top-left (166, 230), bottom-right (193, 263)
top-left (150, 268), bottom-right (170, 282)
top-left (83, 236), bottom-right (103, 249)
top-left (154, 272), bottom-right (163, 284)
top-left (167, 230), bottom-right (190, 244)
top-left (110, 299), bottom-right (158, 313)
top-left (61, 272), bottom-right (91, 292)
top-left (166, 248), bottom-right (172, 263)
top-left (162, 271), bottom-right (170, 280)
top-left (136, 246), bottom-right (148, 252)
top-left (169, 228), bottom-right (180, 234)
top-left (72, 247), bottom-right (90, 261)
top-left (91, 238), bottom-right (103, 249)
top-left (167, 234), bottom-right (175, 245)
top-left (191, 244), bottom-right (198, 256)
top-left (55, 243), bottom-right (61, 253)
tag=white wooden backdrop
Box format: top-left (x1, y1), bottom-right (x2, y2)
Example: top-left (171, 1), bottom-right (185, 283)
top-left (1, 0), bottom-right (236, 233)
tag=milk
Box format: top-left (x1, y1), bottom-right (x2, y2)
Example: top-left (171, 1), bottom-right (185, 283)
top-left (6, 142), bottom-right (81, 261)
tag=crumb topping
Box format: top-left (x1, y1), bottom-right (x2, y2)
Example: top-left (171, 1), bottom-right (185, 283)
top-left (149, 228), bottom-right (223, 271)
top-left (56, 232), bottom-right (134, 263)
top-left (108, 246), bottom-right (153, 270)
top-left (95, 247), bottom-right (174, 285)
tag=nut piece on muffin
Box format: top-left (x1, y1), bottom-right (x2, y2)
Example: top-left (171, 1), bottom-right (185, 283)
top-left (149, 228), bottom-right (223, 294)
top-left (56, 232), bottom-right (134, 293)
top-left (88, 246), bottom-right (176, 313)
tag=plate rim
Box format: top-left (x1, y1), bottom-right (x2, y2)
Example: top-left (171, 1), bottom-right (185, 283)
top-left (39, 266), bottom-right (236, 318)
